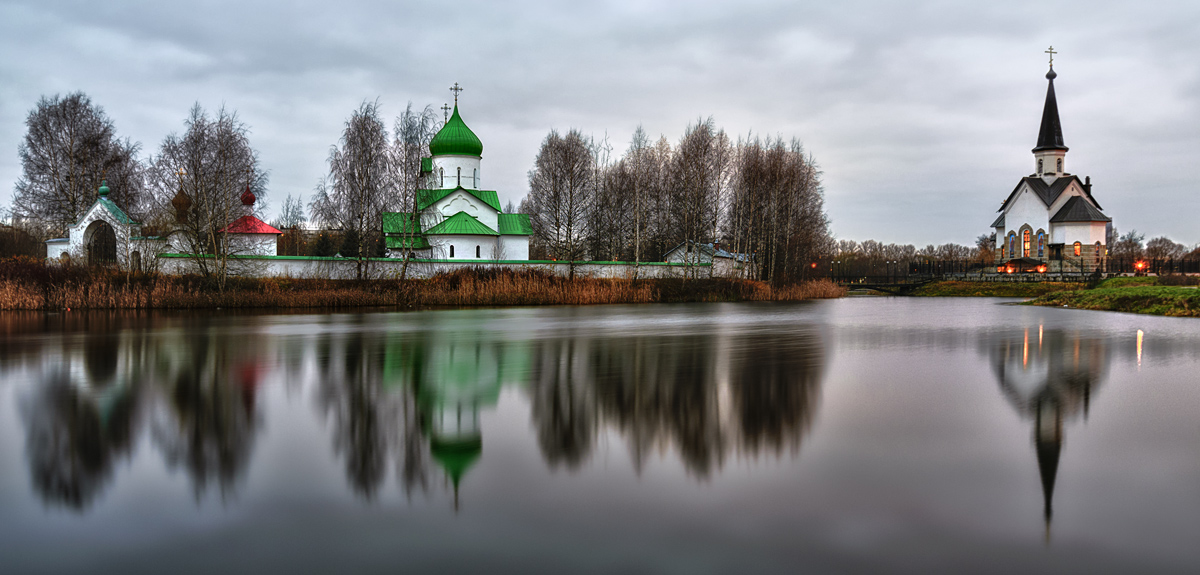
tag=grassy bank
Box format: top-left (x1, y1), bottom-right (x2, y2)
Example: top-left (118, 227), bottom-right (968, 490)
top-left (909, 280), bottom-right (1086, 297)
top-left (1028, 285), bottom-right (1200, 317)
top-left (0, 258), bottom-right (844, 311)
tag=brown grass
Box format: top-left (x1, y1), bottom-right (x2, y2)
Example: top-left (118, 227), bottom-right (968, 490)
top-left (0, 259), bottom-right (844, 310)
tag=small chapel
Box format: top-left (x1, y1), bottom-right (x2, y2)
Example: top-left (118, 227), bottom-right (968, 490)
top-left (382, 86), bottom-right (532, 261)
top-left (992, 49), bottom-right (1111, 273)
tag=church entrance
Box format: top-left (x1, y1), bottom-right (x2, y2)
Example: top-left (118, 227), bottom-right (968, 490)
top-left (85, 220), bottom-right (117, 266)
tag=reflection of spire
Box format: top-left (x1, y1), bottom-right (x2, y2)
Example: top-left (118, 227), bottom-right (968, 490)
top-left (1034, 398), bottom-right (1063, 538)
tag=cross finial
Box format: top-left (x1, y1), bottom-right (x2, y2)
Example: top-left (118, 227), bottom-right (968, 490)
top-left (449, 82), bottom-right (463, 106)
top-left (441, 103), bottom-right (451, 123)
top-left (1045, 45), bottom-right (1057, 67)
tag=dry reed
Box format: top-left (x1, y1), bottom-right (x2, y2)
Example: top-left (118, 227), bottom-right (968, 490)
top-left (0, 259), bottom-right (844, 311)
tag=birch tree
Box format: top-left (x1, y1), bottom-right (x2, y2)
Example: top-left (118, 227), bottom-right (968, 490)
top-left (526, 129), bottom-right (594, 274)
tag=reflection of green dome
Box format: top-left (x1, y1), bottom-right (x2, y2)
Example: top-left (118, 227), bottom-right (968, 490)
top-left (429, 106), bottom-right (483, 157)
top-left (431, 437), bottom-right (482, 487)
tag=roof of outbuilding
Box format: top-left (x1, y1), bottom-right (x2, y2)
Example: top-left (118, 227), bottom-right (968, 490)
top-left (221, 215), bottom-right (282, 234)
top-left (382, 212), bottom-right (421, 235)
top-left (497, 213), bottom-right (532, 235)
top-left (425, 211), bottom-right (499, 236)
top-left (1049, 196), bottom-right (1111, 223)
top-left (991, 214), bottom-right (1005, 228)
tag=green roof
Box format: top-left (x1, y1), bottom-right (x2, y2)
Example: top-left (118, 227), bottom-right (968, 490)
top-left (384, 236), bottom-right (432, 249)
top-left (428, 106), bottom-right (483, 157)
top-left (425, 212), bottom-right (498, 236)
top-left (497, 213), bottom-right (532, 235)
top-left (382, 212), bottom-right (421, 234)
top-left (416, 187), bottom-right (501, 213)
top-left (420, 157), bottom-right (433, 173)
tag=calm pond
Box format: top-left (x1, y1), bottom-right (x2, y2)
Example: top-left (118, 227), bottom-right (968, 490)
top-left (1, 299), bottom-right (1198, 574)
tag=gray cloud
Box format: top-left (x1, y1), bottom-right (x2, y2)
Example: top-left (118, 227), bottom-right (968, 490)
top-left (2, 0), bottom-right (1199, 245)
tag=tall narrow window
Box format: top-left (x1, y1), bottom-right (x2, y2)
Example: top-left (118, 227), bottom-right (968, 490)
top-left (1095, 242), bottom-right (1102, 264)
top-left (440, 168), bottom-right (445, 187)
top-left (476, 245), bottom-right (480, 258)
top-left (1038, 159), bottom-right (1044, 174)
top-left (1056, 158), bottom-right (1062, 173)
top-left (1037, 233), bottom-right (1045, 258)
top-left (457, 167), bottom-right (461, 187)
top-left (1073, 242), bottom-right (1081, 256)
top-left (450, 245), bottom-right (455, 258)
top-left (473, 169), bottom-right (478, 187)
top-left (1008, 232), bottom-right (1016, 258)
top-left (1023, 230), bottom-right (1031, 257)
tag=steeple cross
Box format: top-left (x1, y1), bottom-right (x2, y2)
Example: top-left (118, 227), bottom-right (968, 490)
top-left (441, 103), bottom-right (451, 123)
top-left (449, 82), bottom-right (463, 105)
top-left (1045, 45), bottom-right (1057, 67)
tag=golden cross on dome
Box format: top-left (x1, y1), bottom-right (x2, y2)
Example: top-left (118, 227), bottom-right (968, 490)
top-left (1045, 45), bottom-right (1057, 67)
top-left (441, 103), bottom-right (451, 123)
top-left (449, 82), bottom-right (463, 106)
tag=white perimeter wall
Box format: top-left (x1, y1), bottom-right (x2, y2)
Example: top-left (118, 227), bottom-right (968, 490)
top-left (157, 257), bottom-right (706, 280)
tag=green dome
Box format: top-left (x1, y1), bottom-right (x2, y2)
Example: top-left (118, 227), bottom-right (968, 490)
top-left (429, 105), bottom-right (483, 157)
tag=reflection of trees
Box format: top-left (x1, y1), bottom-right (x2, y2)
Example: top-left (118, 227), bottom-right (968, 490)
top-left (20, 372), bottom-right (141, 510)
top-left (990, 328), bottom-right (1108, 533)
top-left (153, 326), bottom-right (261, 500)
top-left (316, 331), bottom-right (389, 499)
top-left (529, 328), bottom-right (825, 477)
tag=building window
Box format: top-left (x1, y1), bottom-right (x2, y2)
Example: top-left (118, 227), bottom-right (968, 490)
top-left (450, 245), bottom-right (455, 258)
top-left (1057, 158), bottom-right (1062, 173)
top-left (1023, 230), bottom-right (1031, 257)
top-left (1038, 159), bottom-right (1043, 174)
top-left (440, 167), bottom-right (445, 187)
top-left (1008, 232), bottom-right (1016, 258)
top-left (1037, 233), bottom-right (1044, 258)
top-left (1095, 241), bottom-right (1102, 263)
top-left (473, 168), bottom-right (478, 187)
top-left (457, 167), bottom-right (462, 187)
top-left (1073, 241), bottom-right (1081, 256)
top-left (476, 245), bottom-right (480, 258)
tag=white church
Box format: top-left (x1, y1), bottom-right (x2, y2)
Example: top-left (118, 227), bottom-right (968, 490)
top-left (382, 97), bottom-right (531, 261)
top-left (992, 53), bottom-right (1111, 273)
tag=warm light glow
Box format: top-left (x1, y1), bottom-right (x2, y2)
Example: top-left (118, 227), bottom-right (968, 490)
top-left (1037, 265), bottom-right (1047, 273)
top-left (997, 266), bottom-right (1004, 273)
top-left (1137, 329), bottom-right (1144, 367)
top-left (1006, 266), bottom-right (1015, 274)
top-left (1134, 260), bottom-right (1147, 271)
top-left (810, 262), bottom-right (817, 268)
top-left (1023, 329), bottom-right (1029, 367)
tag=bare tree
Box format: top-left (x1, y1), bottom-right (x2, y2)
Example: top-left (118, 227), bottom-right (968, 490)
top-left (1145, 236), bottom-right (1184, 260)
top-left (147, 104), bottom-right (266, 288)
top-left (526, 129), bottom-right (594, 274)
top-left (311, 101), bottom-right (394, 280)
top-left (272, 194), bottom-right (307, 229)
top-left (14, 92), bottom-right (145, 237)
top-left (392, 102), bottom-right (440, 279)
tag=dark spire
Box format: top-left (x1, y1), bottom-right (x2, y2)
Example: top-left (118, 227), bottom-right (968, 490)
top-left (1033, 67), bottom-right (1068, 152)
top-left (1034, 398), bottom-right (1063, 534)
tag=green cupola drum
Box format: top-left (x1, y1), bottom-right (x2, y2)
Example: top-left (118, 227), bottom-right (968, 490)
top-left (429, 105), bottom-right (483, 158)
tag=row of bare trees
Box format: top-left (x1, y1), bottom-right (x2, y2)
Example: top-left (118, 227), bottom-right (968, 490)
top-left (522, 119), bottom-right (832, 283)
top-left (309, 101), bottom-right (440, 279)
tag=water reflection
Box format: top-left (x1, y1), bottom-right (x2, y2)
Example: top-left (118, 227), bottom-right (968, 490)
top-left (991, 326), bottom-right (1108, 535)
top-left (5, 310), bottom-right (826, 510)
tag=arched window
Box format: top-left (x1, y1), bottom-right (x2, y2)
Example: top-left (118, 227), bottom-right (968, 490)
top-left (473, 169), bottom-right (478, 187)
top-left (476, 245), bottom-right (480, 258)
top-left (1073, 241), bottom-right (1081, 256)
top-left (1038, 159), bottom-right (1044, 174)
top-left (450, 245), bottom-right (455, 258)
top-left (1023, 230), bottom-right (1031, 257)
top-left (1037, 232), bottom-right (1044, 258)
top-left (440, 167), bottom-right (445, 187)
top-left (1056, 158), bottom-right (1063, 173)
top-left (457, 167), bottom-right (462, 187)
top-left (1008, 232), bottom-right (1016, 258)
top-left (1095, 241), bottom-right (1102, 263)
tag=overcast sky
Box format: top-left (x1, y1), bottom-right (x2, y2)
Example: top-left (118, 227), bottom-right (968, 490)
top-left (2, 0), bottom-right (1198, 246)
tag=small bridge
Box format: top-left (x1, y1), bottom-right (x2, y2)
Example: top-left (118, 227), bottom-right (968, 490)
top-left (835, 275), bottom-right (935, 295)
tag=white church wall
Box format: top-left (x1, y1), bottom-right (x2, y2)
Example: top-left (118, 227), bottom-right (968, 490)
top-left (431, 155), bottom-right (482, 190)
top-left (1054, 222), bottom-right (1106, 246)
top-left (1002, 187), bottom-right (1051, 240)
top-left (429, 235), bottom-right (499, 260)
top-left (499, 235), bottom-right (529, 260)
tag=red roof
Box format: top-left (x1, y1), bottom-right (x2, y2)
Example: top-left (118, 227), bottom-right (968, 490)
top-left (221, 215), bottom-right (281, 234)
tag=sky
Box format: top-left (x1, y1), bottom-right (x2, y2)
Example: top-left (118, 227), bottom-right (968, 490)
top-left (1, 0), bottom-right (1198, 246)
